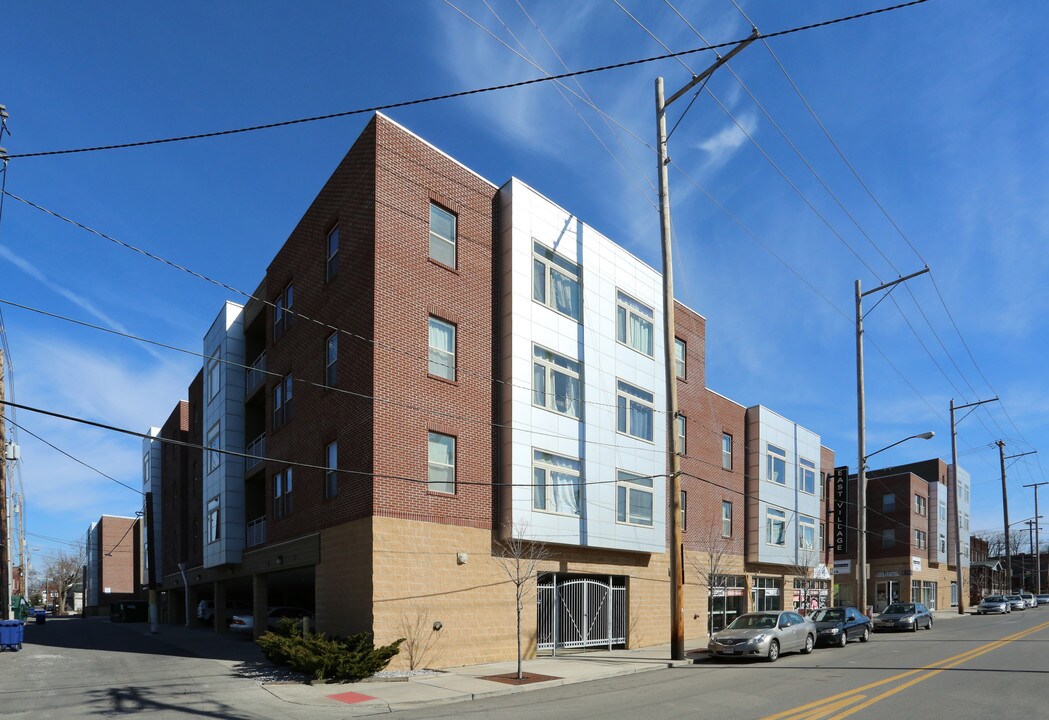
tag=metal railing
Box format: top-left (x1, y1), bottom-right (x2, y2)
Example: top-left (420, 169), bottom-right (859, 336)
top-left (245, 352), bottom-right (267, 395)
top-left (245, 433), bottom-right (266, 470)
top-left (246, 516), bottom-right (267, 548)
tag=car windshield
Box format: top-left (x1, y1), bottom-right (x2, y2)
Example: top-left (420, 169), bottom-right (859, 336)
top-left (810, 609), bottom-right (844, 622)
top-left (883, 604), bottom-right (914, 615)
top-left (725, 614), bottom-right (778, 630)
top-left (983, 596), bottom-right (1004, 602)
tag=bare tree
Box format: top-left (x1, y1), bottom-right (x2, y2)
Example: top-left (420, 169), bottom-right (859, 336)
top-left (398, 606), bottom-right (442, 671)
top-left (688, 525), bottom-right (737, 632)
top-left (495, 522), bottom-right (549, 680)
top-left (785, 548), bottom-right (825, 614)
top-left (43, 546), bottom-right (84, 615)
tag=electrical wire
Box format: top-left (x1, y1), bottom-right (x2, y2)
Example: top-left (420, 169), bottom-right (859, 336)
top-left (2, 1), bottom-right (932, 161)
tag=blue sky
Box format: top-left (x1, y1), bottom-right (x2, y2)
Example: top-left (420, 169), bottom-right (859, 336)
top-left (3, 1), bottom-right (1047, 572)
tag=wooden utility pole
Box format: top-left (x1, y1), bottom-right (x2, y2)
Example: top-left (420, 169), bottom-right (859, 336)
top-left (1022, 479), bottom-right (1046, 594)
top-left (656, 29), bottom-right (757, 661)
top-left (1, 348), bottom-right (9, 619)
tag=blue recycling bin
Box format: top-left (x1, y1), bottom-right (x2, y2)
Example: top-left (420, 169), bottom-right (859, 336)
top-left (0, 619), bottom-right (24, 651)
top-left (35, 609), bottom-right (46, 625)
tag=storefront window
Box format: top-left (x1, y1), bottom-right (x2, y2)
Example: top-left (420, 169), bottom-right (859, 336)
top-left (752, 576), bottom-right (782, 611)
top-left (708, 574), bottom-right (746, 633)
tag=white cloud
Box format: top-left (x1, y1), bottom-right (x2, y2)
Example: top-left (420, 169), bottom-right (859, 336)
top-left (694, 110), bottom-right (757, 169)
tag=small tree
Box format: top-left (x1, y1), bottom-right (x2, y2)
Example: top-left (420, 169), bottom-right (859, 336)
top-left (688, 524), bottom-right (736, 632)
top-left (44, 546), bottom-right (85, 614)
top-left (398, 606), bottom-right (442, 671)
top-left (495, 522), bottom-right (549, 680)
top-left (786, 549), bottom-right (824, 613)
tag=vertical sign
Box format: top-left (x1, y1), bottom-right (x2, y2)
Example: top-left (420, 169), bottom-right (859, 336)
top-left (833, 466), bottom-right (849, 553)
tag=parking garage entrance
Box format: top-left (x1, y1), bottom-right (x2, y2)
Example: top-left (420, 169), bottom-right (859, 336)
top-left (537, 574), bottom-right (626, 652)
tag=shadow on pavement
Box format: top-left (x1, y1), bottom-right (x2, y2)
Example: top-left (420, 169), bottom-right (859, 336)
top-left (86, 685), bottom-right (255, 719)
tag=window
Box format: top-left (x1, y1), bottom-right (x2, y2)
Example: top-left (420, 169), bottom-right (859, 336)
top-left (722, 501), bottom-right (732, 537)
top-left (273, 374), bottom-right (293, 428)
top-left (616, 470), bottom-right (653, 526)
top-left (206, 497), bottom-right (220, 543)
top-left (676, 415), bottom-right (686, 455)
top-left (616, 291), bottom-right (654, 356)
top-left (799, 458), bottom-right (816, 495)
top-left (819, 522), bottom-right (825, 552)
top-left (142, 453), bottom-right (150, 486)
top-left (274, 468), bottom-right (293, 518)
top-left (882, 528), bottom-right (896, 549)
top-left (274, 283), bottom-right (294, 337)
top-left (326, 225), bottom-right (339, 281)
top-left (427, 432), bottom-right (456, 494)
top-left (674, 338), bottom-right (686, 379)
top-left (616, 380), bottom-right (654, 441)
top-left (532, 241), bottom-right (581, 321)
top-left (326, 333), bottom-right (338, 387)
top-left (799, 515), bottom-right (816, 550)
top-left (722, 433), bottom-right (733, 470)
top-left (681, 490), bottom-right (687, 531)
top-left (532, 449), bottom-right (581, 515)
top-left (325, 441), bottom-right (338, 499)
top-left (207, 347), bottom-right (221, 401)
top-left (767, 444), bottom-right (786, 485)
top-left (915, 529), bottom-right (927, 549)
top-left (914, 494), bottom-right (927, 516)
top-left (882, 493), bottom-right (896, 512)
top-left (963, 512), bottom-right (969, 532)
top-left (429, 203), bottom-right (457, 267)
top-left (532, 345), bottom-right (581, 418)
top-left (939, 533), bottom-right (947, 553)
top-left (206, 422), bottom-right (221, 473)
top-left (766, 507), bottom-right (786, 546)
top-left (939, 501), bottom-right (947, 522)
top-left (428, 316), bottom-right (456, 381)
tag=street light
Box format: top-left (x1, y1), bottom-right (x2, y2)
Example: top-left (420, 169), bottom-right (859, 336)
top-left (857, 431), bottom-right (935, 615)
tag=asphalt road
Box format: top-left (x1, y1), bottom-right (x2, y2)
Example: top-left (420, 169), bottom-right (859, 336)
top-left (394, 610), bottom-right (1049, 720)
top-left (1, 611), bottom-right (1046, 719)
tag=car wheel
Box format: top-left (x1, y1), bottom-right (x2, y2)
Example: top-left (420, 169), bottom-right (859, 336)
top-left (860, 627), bottom-right (870, 643)
top-left (767, 639), bottom-right (780, 662)
top-left (803, 634), bottom-right (814, 654)
top-left (926, 618), bottom-right (933, 630)
top-left (837, 631), bottom-right (848, 648)
top-left (912, 620), bottom-right (919, 632)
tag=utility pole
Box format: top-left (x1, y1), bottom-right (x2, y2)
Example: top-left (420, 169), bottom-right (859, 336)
top-left (949, 397), bottom-right (997, 613)
top-left (656, 29), bottom-right (756, 660)
top-left (855, 268), bottom-right (929, 616)
top-left (145, 491), bottom-right (159, 633)
top-left (997, 441), bottom-right (1012, 591)
top-left (1023, 479), bottom-right (1047, 594)
top-left (1, 348), bottom-right (9, 620)
top-left (1024, 519), bottom-right (1038, 590)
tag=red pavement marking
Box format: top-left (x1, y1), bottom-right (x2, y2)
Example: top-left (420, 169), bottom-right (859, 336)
top-left (326, 691), bottom-right (378, 705)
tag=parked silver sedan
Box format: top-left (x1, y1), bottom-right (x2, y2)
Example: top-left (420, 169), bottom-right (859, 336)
top-left (1005, 594), bottom-right (1026, 611)
top-left (873, 602), bottom-right (933, 632)
top-left (975, 596), bottom-right (1011, 615)
top-left (707, 611), bottom-right (816, 662)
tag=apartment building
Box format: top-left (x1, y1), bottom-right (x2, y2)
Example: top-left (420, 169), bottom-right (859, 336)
top-left (840, 458), bottom-right (971, 611)
top-left (83, 515), bottom-right (142, 617)
top-left (144, 113), bottom-right (835, 667)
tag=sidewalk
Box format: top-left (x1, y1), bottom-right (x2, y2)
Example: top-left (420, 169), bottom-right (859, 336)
top-left (114, 609), bottom-right (971, 714)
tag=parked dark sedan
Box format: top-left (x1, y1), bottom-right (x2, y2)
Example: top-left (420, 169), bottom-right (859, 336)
top-left (810, 606), bottom-right (872, 646)
top-left (873, 602), bottom-right (933, 632)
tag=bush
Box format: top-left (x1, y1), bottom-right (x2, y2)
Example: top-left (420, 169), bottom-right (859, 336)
top-left (257, 620), bottom-right (404, 682)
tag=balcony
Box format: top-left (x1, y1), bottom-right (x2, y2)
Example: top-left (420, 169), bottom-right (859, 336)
top-left (245, 352), bottom-right (267, 397)
top-left (246, 516), bottom-right (267, 548)
top-left (246, 433), bottom-right (266, 471)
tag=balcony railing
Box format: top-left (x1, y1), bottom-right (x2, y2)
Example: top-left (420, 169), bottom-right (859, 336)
top-left (246, 433), bottom-right (266, 471)
top-left (246, 516), bottom-right (267, 548)
top-left (245, 352), bottom-right (267, 396)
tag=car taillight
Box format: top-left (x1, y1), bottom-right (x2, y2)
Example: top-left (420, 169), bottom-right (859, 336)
top-left (232, 618), bottom-right (245, 626)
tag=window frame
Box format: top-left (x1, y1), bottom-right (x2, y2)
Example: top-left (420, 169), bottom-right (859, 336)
top-left (206, 347), bottom-right (221, 401)
top-left (616, 379), bottom-right (655, 442)
top-left (206, 422), bottom-right (221, 474)
top-left (882, 493), bottom-right (896, 512)
top-left (615, 469), bottom-right (654, 527)
top-left (532, 449), bottom-right (582, 516)
top-left (914, 529), bottom-right (927, 549)
top-left (532, 344), bottom-right (582, 419)
top-left (274, 467), bottom-right (293, 519)
top-left (766, 444), bottom-right (787, 485)
top-left (799, 515), bottom-right (816, 550)
top-left (882, 527), bottom-right (896, 549)
top-left (914, 494), bottom-right (927, 516)
top-left (325, 441), bottom-right (338, 499)
top-left (427, 431), bottom-right (457, 494)
top-left (615, 290), bottom-right (655, 357)
top-left (532, 240), bottom-right (581, 321)
top-left (766, 507), bottom-right (787, 547)
top-left (674, 338), bottom-right (686, 379)
top-left (676, 414), bottom-right (686, 455)
top-left (206, 496), bottom-right (220, 543)
top-left (273, 283), bottom-right (295, 338)
top-left (427, 316), bottom-right (457, 381)
top-left (681, 490), bottom-right (687, 532)
top-left (325, 333), bottom-right (338, 387)
top-left (429, 203), bottom-right (457, 268)
top-left (722, 433), bottom-right (733, 470)
top-left (722, 500), bottom-right (732, 538)
top-left (326, 225), bottom-right (339, 281)
top-left (273, 374), bottom-right (293, 429)
top-left (799, 458), bottom-right (816, 495)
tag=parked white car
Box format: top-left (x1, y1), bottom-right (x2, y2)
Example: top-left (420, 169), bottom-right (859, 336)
top-left (196, 600), bottom-right (250, 625)
top-left (229, 607), bottom-right (314, 634)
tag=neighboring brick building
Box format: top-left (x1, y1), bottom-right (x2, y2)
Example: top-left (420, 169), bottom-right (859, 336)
top-left (84, 515), bottom-right (142, 617)
top-left (143, 113), bottom-right (837, 667)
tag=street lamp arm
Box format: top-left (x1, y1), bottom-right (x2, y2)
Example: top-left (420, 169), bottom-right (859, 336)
top-left (863, 431), bottom-right (935, 465)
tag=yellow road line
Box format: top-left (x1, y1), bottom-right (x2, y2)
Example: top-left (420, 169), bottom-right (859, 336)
top-left (762, 619), bottom-right (1049, 720)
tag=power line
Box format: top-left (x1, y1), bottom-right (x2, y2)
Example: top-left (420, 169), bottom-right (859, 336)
top-left (2, 1), bottom-right (932, 161)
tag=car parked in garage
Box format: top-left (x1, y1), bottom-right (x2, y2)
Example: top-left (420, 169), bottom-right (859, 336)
top-left (707, 611), bottom-right (816, 662)
top-left (873, 602), bottom-right (933, 631)
top-left (229, 607), bottom-right (314, 634)
top-left (810, 606), bottom-right (872, 646)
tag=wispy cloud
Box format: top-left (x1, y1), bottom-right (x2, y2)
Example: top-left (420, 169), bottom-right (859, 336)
top-left (694, 110), bottom-right (757, 169)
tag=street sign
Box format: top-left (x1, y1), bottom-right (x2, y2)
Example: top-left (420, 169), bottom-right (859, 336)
top-left (833, 466), bottom-right (849, 553)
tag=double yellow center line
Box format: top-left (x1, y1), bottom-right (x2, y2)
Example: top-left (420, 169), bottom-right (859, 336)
top-left (763, 619), bottom-right (1049, 720)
